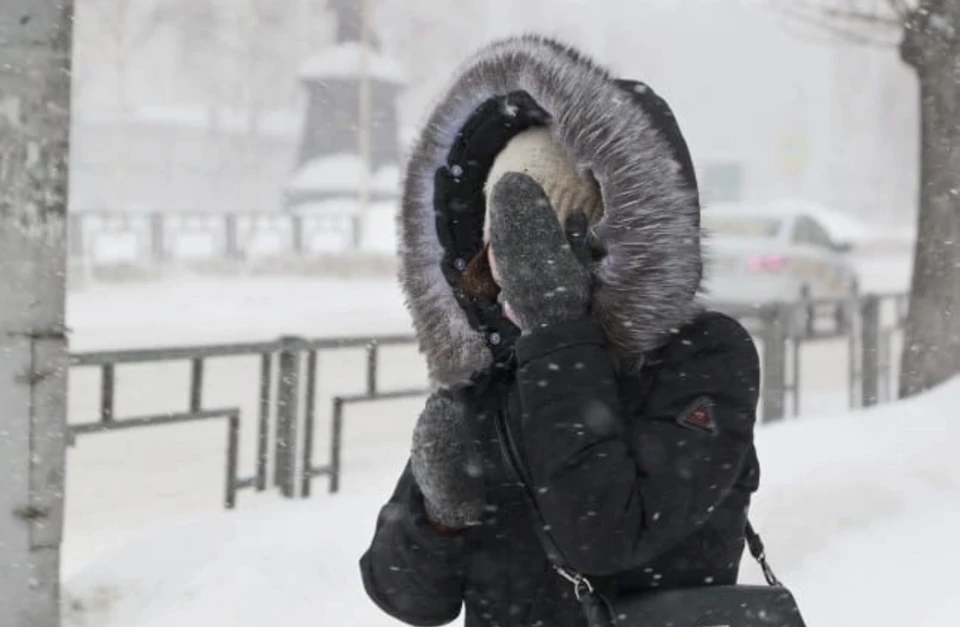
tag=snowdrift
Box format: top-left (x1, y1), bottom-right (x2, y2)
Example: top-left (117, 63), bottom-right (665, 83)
top-left (65, 378), bottom-right (960, 627)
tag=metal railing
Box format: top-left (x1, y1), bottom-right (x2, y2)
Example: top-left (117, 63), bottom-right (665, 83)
top-left (70, 408), bottom-right (243, 508)
top-left (70, 340), bottom-right (278, 507)
top-left (269, 335), bottom-right (420, 498)
top-left (719, 292), bottom-right (907, 422)
top-left (301, 388), bottom-right (427, 498)
top-left (67, 334), bottom-right (423, 507)
top-left (859, 292), bottom-right (910, 405)
top-left (66, 292), bottom-right (907, 509)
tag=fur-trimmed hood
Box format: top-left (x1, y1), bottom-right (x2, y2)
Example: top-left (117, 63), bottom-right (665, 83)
top-left (398, 35), bottom-right (704, 386)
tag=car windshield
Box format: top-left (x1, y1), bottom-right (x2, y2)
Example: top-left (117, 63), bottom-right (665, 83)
top-left (703, 215), bottom-right (782, 238)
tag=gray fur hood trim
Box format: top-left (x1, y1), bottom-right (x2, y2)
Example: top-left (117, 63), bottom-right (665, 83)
top-left (398, 35), bottom-right (703, 386)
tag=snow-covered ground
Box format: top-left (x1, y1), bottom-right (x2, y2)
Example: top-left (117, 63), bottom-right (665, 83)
top-left (64, 277), bottom-right (420, 570)
top-left (67, 277), bottom-right (412, 351)
top-left (63, 371), bottom-right (960, 627)
top-left (62, 267), bottom-right (909, 568)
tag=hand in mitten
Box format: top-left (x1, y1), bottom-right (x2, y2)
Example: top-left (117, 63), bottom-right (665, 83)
top-left (488, 172), bottom-right (594, 332)
top-left (410, 389), bottom-right (485, 530)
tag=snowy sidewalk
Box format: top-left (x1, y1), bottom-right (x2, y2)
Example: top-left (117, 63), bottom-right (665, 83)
top-left (64, 376), bottom-right (960, 627)
top-left (67, 276), bottom-right (412, 350)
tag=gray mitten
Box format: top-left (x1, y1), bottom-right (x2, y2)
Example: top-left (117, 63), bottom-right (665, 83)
top-left (410, 390), bottom-right (485, 529)
top-left (488, 172), bottom-right (593, 332)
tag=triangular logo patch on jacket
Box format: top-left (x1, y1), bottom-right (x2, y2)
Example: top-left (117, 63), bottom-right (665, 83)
top-left (676, 397), bottom-right (717, 434)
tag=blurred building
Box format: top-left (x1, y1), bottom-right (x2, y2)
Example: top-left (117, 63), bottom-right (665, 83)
top-left (69, 108), bottom-right (299, 214)
top-left (283, 0), bottom-right (405, 214)
top-left (67, 0), bottom-right (917, 228)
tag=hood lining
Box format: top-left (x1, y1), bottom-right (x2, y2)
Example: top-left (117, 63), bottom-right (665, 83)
top-left (398, 35), bottom-right (703, 386)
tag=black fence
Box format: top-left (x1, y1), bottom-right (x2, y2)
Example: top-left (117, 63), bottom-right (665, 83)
top-left (68, 335), bottom-right (425, 508)
top-left (719, 291), bottom-right (908, 420)
top-left (67, 292), bottom-right (907, 509)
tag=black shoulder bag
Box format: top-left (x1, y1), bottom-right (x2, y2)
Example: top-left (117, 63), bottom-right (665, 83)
top-left (495, 413), bottom-right (807, 627)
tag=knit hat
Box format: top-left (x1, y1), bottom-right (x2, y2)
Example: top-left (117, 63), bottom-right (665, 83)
top-left (482, 127), bottom-right (604, 242)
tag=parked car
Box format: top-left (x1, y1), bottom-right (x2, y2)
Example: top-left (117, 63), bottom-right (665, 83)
top-left (767, 198), bottom-right (916, 259)
top-left (701, 202), bottom-right (860, 336)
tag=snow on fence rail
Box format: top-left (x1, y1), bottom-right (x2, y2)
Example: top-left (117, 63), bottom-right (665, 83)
top-left (66, 293), bottom-right (907, 510)
top-left (68, 211), bottom-right (371, 266)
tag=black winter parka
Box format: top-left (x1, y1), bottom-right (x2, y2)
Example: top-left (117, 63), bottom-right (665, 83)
top-left (361, 313), bottom-right (760, 627)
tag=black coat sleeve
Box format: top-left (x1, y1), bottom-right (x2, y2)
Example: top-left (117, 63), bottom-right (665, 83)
top-left (359, 462), bottom-right (467, 626)
top-left (512, 313), bottom-right (760, 576)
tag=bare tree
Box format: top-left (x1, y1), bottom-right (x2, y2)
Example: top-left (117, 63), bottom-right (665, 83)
top-left (779, 0), bottom-right (960, 397)
top-left (161, 0), bottom-right (300, 211)
top-left (74, 0), bottom-right (181, 210)
top-left (230, 0), bottom-right (297, 209)
top-left (77, 0), bottom-right (167, 115)
top-left (0, 0), bottom-right (74, 625)
top-left (375, 0), bottom-right (489, 124)
top-left (155, 0), bottom-right (225, 119)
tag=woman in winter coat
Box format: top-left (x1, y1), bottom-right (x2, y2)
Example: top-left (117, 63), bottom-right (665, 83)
top-left (360, 35), bottom-right (761, 627)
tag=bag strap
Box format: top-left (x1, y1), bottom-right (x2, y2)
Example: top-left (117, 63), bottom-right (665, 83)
top-left (745, 520), bottom-right (782, 586)
top-left (494, 412), bottom-right (597, 599)
top-left (495, 411), bottom-right (783, 596)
